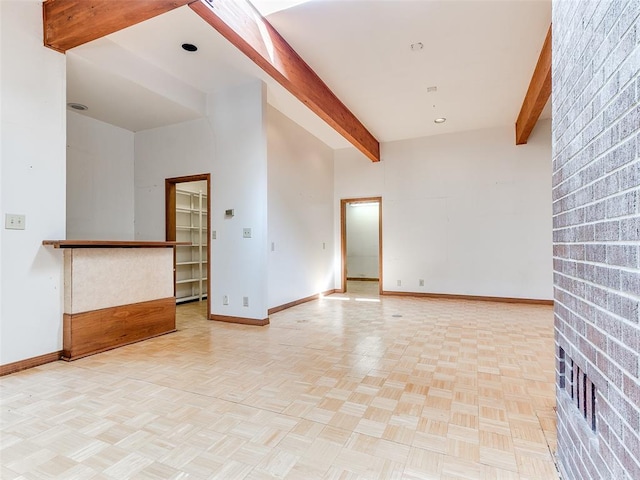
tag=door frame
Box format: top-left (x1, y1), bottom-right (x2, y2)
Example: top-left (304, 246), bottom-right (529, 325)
top-left (340, 197), bottom-right (383, 294)
top-left (165, 174), bottom-right (211, 315)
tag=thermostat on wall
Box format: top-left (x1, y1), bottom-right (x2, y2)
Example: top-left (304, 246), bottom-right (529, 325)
top-left (225, 209), bottom-right (234, 217)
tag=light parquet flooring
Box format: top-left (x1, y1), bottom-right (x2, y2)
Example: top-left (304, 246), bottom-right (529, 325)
top-left (1, 283), bottom-right (559, 479)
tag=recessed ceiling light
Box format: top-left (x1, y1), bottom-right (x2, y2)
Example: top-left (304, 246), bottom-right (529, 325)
top-left (434, 117), bottom-right (447, 124)
top-left (427, 86), bottom-right (438, 93)
top-left (410, 42), bottom-right (424, 51)
top-left (67, 103), bottom-right (88, 111)
top-left (181, 43), bottom-right (198, 52)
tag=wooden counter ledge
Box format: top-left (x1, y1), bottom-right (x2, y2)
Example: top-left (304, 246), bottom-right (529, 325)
top-left (43, 240), bottom-right (189, 248)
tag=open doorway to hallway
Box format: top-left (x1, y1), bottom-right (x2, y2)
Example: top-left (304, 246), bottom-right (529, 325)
top-left (340, 197), bottom-right (382, 295)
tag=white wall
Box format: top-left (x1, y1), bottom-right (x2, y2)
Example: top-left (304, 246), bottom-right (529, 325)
top-left (135, 81), bottom-right (269, 320)
top-left (135, 118), bottom-right (214, 241)
top-left (335, 120), bottom-right (553, 300)
top-left (67, 111), bottom-right (134, 239)
top-left (0, 1), bottom-right (67, 364)
top-left (346, 203), bottom-right (379, 279)
top-left (267, 107), bottom-right (334, 308)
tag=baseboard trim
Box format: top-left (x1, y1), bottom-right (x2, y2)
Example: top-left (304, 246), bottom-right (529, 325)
top-left (268, 289), bottom-right (337, 315)
top-left (381, 290), bottom-right (553, 305)
top-left (346, 278), bottom-right (379, 282)
top-left (210, 314), bottom-right (270, 326)
top-left (0, 351), bottom-right (63, 377)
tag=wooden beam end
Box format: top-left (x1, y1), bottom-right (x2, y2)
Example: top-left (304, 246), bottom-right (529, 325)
top-left (515, 24), bottom-right (552, 145)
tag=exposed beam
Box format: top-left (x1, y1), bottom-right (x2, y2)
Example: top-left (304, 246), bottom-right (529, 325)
top-left (515, 24), bottom-right (552, 145)
top-left (190, 0), bottom-right (380, 162)
top-left (43, 0), bottom-right (194, 53)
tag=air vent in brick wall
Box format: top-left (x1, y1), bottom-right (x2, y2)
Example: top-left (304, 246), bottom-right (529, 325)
top-left (559, 347), bottom-right (596, 432)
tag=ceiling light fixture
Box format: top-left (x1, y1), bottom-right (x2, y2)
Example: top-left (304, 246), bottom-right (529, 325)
top-left (434, 117), bottom-right (447, 124)
top-left (410, 42), bottom-right (424, 51)
top-left (67, 103), bottom-right (88, 111)
top-left (427, 86), bottom-right (438, 93)
top-left (181, 43), bottom-right (198, 52)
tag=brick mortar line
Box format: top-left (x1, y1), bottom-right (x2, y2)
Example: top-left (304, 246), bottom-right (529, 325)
top-left (552, 157), bottom-right (639, 198)
top-left (552, 211), bottom-right (640, 230)
top-left (553, 61), bottom-right (638, 154)
top-left (552, 195), bottom-right (640, 221)
top-left (552, 109), bottom-right (638, 184)
top-left (554, 270), bottom-right (640, 304)
top-left (553, 256), bottom-right (640, 276)
top-left (552, 4), bottom-right (639, 134)
top-left (553, 282), bottom-right (639, 332)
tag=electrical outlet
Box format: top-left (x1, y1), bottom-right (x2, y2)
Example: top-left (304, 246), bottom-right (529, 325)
top-left (243, 228), bottom-right (252, 238)
top-left (243, 296), bottom-right (249, 307)
top-left (397, 280), bottom-right (402, 287)
top-left (5, 214), bottom-right (25, 230)
top-left (222, 295), bottom-right (229, 305)
top-left (271, 242), bottom-right (275, 251)
top-left (419, 279), bottom-right (425, 287)
top-left (212, 230), bottom-right (217, 240)
top-left (322, 242), bottom-right (326, 250)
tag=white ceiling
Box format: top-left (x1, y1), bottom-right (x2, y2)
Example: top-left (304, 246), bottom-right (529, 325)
top-left (66, 0), bottom-right (551, 150)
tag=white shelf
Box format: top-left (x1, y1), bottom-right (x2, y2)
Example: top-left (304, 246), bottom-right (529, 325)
top-left (176, 293), bottom-right (208, 304)
top-left (176, 277), bottom-right (208, 285)
top-left (176, 226), bottom-right (205, 231)
top-left (175, 188), bottom-right (207, 303)
top-left (177, 207), bottom-right (208, 214)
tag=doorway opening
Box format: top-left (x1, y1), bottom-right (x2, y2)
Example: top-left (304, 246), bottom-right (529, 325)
top-left (165, 174), bottom-right (211, 314)
top-left (340, 197), bottom-right (382, 295)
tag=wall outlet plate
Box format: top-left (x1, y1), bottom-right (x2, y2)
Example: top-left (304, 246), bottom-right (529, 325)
top-left (5, 214), bottom-right (25, 230)
top-left (243, 228), bottom-right (251, 238)
top-left (243, 296), bottom-right (249, 307)
top-left (222, 295), bottom-right (229, 305)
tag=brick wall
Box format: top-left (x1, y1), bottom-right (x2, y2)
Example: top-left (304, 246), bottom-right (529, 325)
top-left (552, 0), bottom-right (640, 479)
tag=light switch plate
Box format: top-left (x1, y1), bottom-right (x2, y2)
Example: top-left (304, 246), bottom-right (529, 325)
top-left (5, 214), bottom-right (25, 230)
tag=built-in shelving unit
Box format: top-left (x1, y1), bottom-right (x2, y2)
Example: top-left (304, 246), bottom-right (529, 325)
top-left (175, 188), bottom-right (208, 303)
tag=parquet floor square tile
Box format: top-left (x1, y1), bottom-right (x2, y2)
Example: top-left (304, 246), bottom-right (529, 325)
top-left (0, 281), bottom-right (558, 479)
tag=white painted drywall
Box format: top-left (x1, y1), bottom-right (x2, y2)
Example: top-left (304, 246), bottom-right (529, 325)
top-left (346, 203), bottom-right (379, 279)
top-left (267, 107), bottom-right (334, 308)
top-left (0, 1), bottom-right (67, 364)
top-left (67, 111), bottom-right (134, 240)
top-left (135, 81), bottom-right (269, 320)
top-left (209, 83), bottom-right (268, 320)
top-left (335, 120), bottom-right (553, 300)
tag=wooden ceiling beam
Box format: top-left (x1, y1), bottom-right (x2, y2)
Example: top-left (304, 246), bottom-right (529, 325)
top-left (515, 24), bottom-right (552, 145)
top-left (43, 0), bottom-right (195, 53)
top-left (190, 0), bottom-right (380, 162)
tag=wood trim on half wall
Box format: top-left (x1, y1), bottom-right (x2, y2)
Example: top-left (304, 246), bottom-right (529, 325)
top-left (268, 289), bottom-right (337, 315)
top-left (63, 297), bottom-right (177, 361)
top-left (382, 290), bottom-right (554, 306)
top-left (0, 351), bottom-right (63, 377)
top-left (341, 197), bottom-right (383, 294)
top-left (209, 314), bottom-right (270, 326)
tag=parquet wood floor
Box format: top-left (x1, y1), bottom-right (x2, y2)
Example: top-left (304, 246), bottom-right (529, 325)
top-left (0, 282), bottom-right (558, 479)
